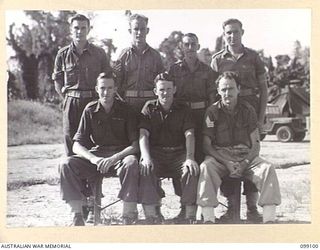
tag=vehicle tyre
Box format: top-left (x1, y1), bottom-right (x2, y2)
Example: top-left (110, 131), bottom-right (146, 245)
top-left (276, 126), bottom-right (293, 142)
top-left (260, 134), bottom-right (266, 141)
top-left (293, 132), bottom-right (306, 142)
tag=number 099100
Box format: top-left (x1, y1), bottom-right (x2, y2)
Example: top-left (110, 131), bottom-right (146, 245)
top-left (300, 244), bottom-right (319, 248)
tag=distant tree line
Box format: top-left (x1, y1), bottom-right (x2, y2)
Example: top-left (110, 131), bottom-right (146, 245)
top-left (7, 11), bottom-right (310, 104)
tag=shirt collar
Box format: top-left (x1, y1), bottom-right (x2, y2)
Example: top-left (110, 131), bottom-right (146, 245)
top-left (182, 58), bottom-right (201, 71)
top-left (219, 99), bottom-right (241, 115)
top-left (70, 42), bottom-right (92, 55)
top-left (222, 45), bottom-right (247, 58)
top-left (131, 43), bottom-right (151, 55)
top-left (155, 99), bottom-right (179, 113)
top-left (93, 99), bottom-right (118, 114)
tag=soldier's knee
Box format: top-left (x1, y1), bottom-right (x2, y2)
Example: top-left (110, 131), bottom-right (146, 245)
top-left (59, 157), bottom-right (73, 174)
top-left (199, 162), bottom-right (209, 173)
top-left (122, 155), bottom-right (139, 172)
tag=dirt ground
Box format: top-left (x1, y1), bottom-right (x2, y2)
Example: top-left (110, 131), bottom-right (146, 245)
top-left (7, 135), bottom-right (310, 227)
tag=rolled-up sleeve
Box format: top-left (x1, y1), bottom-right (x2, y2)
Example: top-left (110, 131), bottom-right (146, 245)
top-left (52, 52), bottom-right (64, 83)
top-left (73, 109), bottom-right (92, 147)
top-left (182, 108), bottom-right (195, 132)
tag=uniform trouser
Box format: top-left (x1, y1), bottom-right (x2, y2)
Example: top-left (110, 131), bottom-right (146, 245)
top-left (192, 109), bottom-right (205, 164)
top-left (197, 156), bottom-right (281, 208)
top-left (63, 95), bottom-right (97, 156)
top-left (138, 147), bottom-right (198, 205)
top-left (220, 95), bottom-right (260, 197)
top-left (171, 108), bottom-right (205, 197)
top-left (59, 150), bottom-right (139, 203)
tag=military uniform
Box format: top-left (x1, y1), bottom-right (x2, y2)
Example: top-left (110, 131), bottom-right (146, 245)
top-left (197, 99), bottom-right (281, 209)
top-left (113, 44), bottom-right (164, 112)
top-left (60, 99), bottom-right (139, 210)
top-left (211, 46), bottom-right (266, 114)
top-left (52, 42), bottom-right (111, 156)
top-left (138, 100), bottom-right (198, 206)
top-left (211, 46), bottom-right (266, 197)
top-left (168, 59), bottom-right (218, 163)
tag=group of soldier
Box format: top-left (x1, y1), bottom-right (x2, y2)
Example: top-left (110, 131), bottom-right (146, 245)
top-left (52, 13), bottom-right (281, 226)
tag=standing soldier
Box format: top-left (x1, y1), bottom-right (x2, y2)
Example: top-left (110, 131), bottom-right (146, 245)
top-left (113, 13), bottom-right (164, 112)
top-left (168, 33), bottom-right (218, 220)
top-left (52, 14), bottom-right (111, 221)
top-left (210, 18), bottom-right (268, 222)
top-left (138, 73), bottom-right (199, 224)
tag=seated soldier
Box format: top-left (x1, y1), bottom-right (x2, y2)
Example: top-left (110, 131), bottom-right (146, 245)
top-left (138, 73), bottom-right (199, 224)
top-left (196, 71), bottom-right (281, 224)
top-left (59, 72), bottom-right (140, 226)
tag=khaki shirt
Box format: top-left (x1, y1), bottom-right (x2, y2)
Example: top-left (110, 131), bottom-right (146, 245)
top-left (73, 99), bottom-right (138, 149)
top-left (169, 59), bottom-right (218, 104)
top-left (113, 44), bottom-right (164, 98)
top-left (203, 99), bottom-right (257, 148)
top-left (139, 99), bottom-right (195, 147)
top-left (52, 42), bottom-right (110, 92)
top-left (211, 46), bottom-right (266, 90)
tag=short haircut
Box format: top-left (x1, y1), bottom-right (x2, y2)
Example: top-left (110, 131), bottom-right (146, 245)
top-left (70, 14), bottom-right (90, 27)
top-left (182, 33), bottom-right (199, 43)
top-left (129, 13), bottom-right (149, 26)
top-left (222, 18), bottom-right (243, 29)
top-left (96, 72), bottom-right (116, 85)
top-left (215, 71), bottom-right (241, 88)
top-left (154, 72), bottom-right (175, 86)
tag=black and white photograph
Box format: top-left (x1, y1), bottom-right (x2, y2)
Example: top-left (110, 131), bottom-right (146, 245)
top-left (4, 7), bottom-right (313, 241)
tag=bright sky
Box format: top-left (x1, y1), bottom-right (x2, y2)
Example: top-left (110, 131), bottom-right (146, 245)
top-left (6, 9), bottom-right (311, 60)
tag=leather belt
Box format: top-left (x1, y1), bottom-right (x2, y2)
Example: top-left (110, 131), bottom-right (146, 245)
top-left (239, 88), bottom-right (259, 97)
top-left (187, 101), bottom-right (206, 110)
top-left (66, 90), bottom-right (97, 98)
top-left (125, 90), bottom-right (154, 98)
top-left (155, 145), bottom-right (185, 151)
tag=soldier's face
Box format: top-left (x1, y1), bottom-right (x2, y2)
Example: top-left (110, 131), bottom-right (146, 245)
top-left (181, 36), bottom-right (200, 60)
top-left (218, 77), bottom-right (239, 107)
top-left (95, 78), bottom-right (116, 104)
top-left (129, 19), bottom-right (149, 46)
top-left (70, 20), bottom-right (90, 44)
top-left (154, 80), bottom-right (176, 105)
top-left (223, 23), bottom-right (244, 48)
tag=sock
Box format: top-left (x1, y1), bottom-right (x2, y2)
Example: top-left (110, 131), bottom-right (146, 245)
top-left (185, 205), bottom-right (197, 219)
top-left (263, 205), bottom-right (276, 223)
top-left (246, 192), bottom-right (259, 210)
top-left (123, 201), bottom-right (138, 218)
top-left (201, 206), bottom-right (215, 223)
top-left (142, 204), bottom-right (157, 218)
top-left (68, 200), bottom-right (84, 214)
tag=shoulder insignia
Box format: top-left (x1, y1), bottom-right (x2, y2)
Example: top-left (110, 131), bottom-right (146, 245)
top-left (206, 116), bottom-right (215, 128)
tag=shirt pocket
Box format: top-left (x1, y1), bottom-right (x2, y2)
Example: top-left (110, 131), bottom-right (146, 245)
top-left (215, 123), bottom-right (230, 146)
top-left (145, 63), bottom-right (159, 85)
top-left (91, 118), bottom-right (106, 145)
top-left (111, 117), bottom-right (127, 141)
top-left (193, 71), bottom-right (210, 98)
top-left (64, 65), bottom-right (78, 85)
top-left (234, 120), bottom-right (250, 146)
top-left (239, 64), bottom-right (256, 87)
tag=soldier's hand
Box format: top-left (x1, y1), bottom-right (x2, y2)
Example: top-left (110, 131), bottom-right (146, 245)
top-left (141, 100), bottom-right (153, 117)
top-left (225, 161), bottom-right (239, 174)
top-left (183, 159), bottom-right (199, 176)
top-left (97, 157), bottom-right (116, 174)
top-left (139, 157), bottom-right (154, 176)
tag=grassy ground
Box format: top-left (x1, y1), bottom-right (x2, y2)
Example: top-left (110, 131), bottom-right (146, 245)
top-left (8, 100), bottom-right (63, 146)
